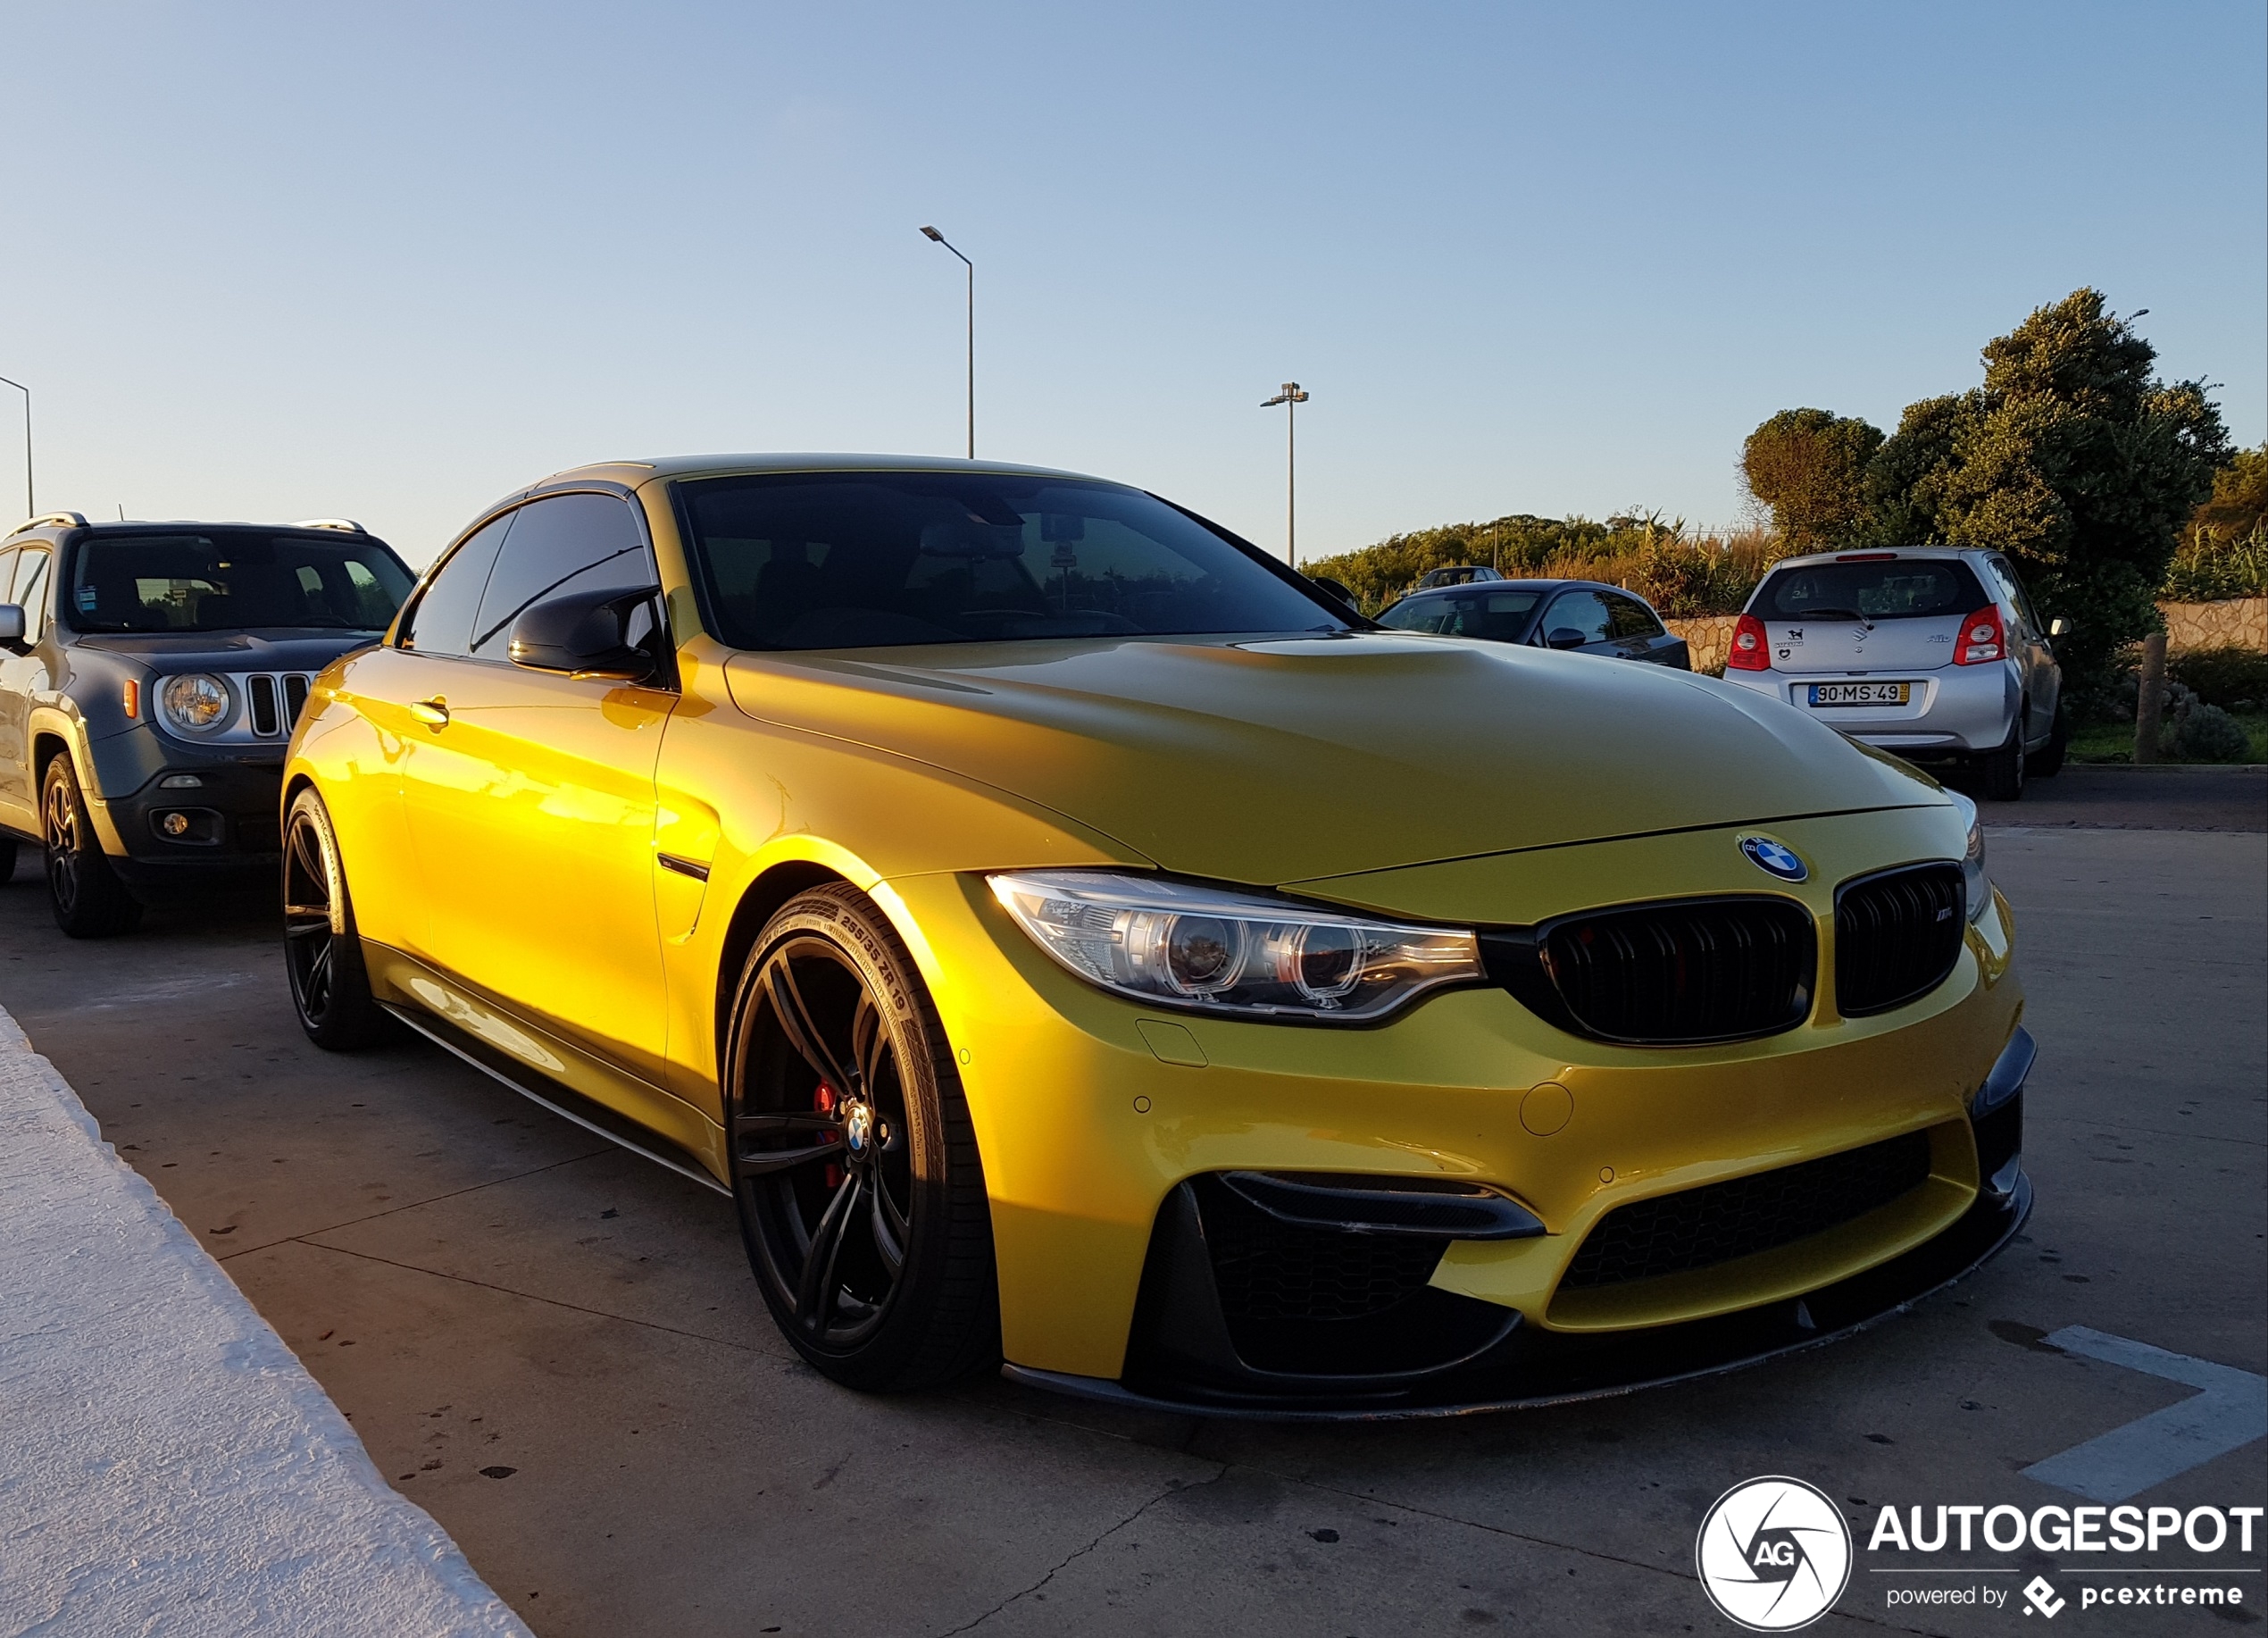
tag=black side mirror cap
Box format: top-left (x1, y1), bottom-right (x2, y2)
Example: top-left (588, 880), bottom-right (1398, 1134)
top-left (1545, 627), bottom-right (1588, 650)
top-left (508, 586), bottom-right (661, 681)
top-left (0, 605), bottom-right (23, 649)
top-left (1305, 575), bottom-right (1359, 611)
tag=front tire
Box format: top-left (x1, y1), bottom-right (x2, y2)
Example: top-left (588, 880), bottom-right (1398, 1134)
top-left (1979, 716), bottom-right (2027, 801)
top-left (42, 755), bottom-right (142, 938)
top-left (282, 787), bottom-right (388, 1050)
top-left (725, 883), bottom-right (998, 1391)
top-left (2026, 703), bottom-right (2069, 779)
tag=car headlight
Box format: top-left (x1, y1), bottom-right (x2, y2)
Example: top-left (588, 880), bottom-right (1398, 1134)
top-left (1948, 790), bottom-right (1989, 922)
top-left (988, 870), bottom-right (1484, 1023)
top-left (160, 673), bottom-right (232, 733)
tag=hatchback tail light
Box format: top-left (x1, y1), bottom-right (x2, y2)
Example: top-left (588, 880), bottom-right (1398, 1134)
top-left (1955, 605), bottom-right (2005, 664)
top-left (1728, 613), bottom-right (1770, 671)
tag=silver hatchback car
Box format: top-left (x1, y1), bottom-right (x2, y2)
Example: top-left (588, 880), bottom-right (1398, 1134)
top-left (1719, 546), bottom-right (2065, 799)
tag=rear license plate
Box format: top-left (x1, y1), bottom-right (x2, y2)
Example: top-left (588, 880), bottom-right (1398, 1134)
top-left (1808, 681), bottom-right (1912, 706)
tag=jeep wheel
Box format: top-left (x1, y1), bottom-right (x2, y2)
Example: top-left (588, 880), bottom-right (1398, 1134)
top-left (725, 883), bottom-right (998, 1391)
top-left (42, 756), bottom-right (142, 938)
top-left (283, 787), bottom-right (389, 1049)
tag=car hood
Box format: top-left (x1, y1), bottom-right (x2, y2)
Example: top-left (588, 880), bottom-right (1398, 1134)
top-left (722, 632), bottom-right (1945, 885)
top-left (68, 630), bottom-right (382, 671)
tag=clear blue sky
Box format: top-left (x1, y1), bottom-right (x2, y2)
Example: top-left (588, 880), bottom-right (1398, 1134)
top-left (4, 1), bottom-right (2262, 567)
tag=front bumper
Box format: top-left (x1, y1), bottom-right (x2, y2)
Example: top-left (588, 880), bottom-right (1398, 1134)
top-left (880, 802), bottom-right (2027, 1414)
top-left (1722, 661), bottom-right (2017, 756)
top-left (96, 758), bottom-right (286, 889)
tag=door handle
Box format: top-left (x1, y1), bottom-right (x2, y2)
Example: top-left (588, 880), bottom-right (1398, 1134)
top-left (409, 698), bottom-right (449, 728)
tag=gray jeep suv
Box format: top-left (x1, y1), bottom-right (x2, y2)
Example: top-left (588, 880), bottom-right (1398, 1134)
top-left (0, 512), bottom-right (414, 935)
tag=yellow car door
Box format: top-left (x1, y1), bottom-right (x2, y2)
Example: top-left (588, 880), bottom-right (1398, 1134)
top-left (0, 547), bottom-right (51, 831)
top-left (392, 492), bottom-right (676, 1085)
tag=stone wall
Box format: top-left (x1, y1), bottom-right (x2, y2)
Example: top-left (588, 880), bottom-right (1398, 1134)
top-left (1664, 614), bottom-right (1739, 674)
top-left (2161, 598), bottom-right (2266, 654)
top-left (1665, 599), bottom-right (2264, 674)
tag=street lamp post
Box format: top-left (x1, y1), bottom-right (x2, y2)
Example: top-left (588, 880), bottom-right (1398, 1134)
top-left (920, 226), bottom-right (974, 458)
top-left (1261, 382), bottom-right (1309, 568)
top-left (0, 373), bottom-right (29, 522)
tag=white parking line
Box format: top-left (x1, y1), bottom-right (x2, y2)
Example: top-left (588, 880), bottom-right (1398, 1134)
top-left (2022, 1326), bottom-right (2268, 1503)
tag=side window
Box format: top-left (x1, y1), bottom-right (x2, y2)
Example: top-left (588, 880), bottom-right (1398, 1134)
top-left (1603, 591), bottom-right (1663, 640)
top-left (401, 513), bottom-right (515, 658)
top-left (1987, 556), bottom-right (2040, 634)
top-left (12, 549), bottom-right (51, 640)
top-left (1541, 589), bottom-right (1613, 647)
top-left (467, 493), bottom-right (655, 659)
top-left (0, 549), bottom-right (18, 613)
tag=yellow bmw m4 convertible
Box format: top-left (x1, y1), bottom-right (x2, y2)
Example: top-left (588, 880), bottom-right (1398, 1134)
top-left (280, 455), bottom-right (2032, 1416)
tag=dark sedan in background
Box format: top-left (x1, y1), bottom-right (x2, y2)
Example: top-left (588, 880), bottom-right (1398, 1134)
top-left (1377, 577), bottom-right (1690, 668)
top-left (0, 511), bottom-right (414, 935)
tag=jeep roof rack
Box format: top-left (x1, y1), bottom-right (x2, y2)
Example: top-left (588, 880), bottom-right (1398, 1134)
top-left (7, 511), bottom-right (88, 537)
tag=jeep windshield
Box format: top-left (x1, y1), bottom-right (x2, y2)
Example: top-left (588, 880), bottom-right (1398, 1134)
top-left (67, 531), bottom-right (414, 633)
top-left (675, 472), bottom-right (1348, 650)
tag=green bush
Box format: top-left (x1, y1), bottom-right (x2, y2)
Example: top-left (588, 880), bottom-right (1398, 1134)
top-left (2169, 645), bottom-right (2268, 711)
top-left (2171, 701), bottom-right (2252, 763)
top-left (2161, 529), bottom-right (2268, 601)
top-left (1306, 514), bottom-right (1780, 618)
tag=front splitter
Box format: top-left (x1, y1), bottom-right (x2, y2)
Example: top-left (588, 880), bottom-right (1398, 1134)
top-left (1000, 1172), bottom-right (2032, 1422)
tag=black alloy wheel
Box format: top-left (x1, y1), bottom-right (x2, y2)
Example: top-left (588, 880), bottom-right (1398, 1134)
top-left (41, 754), bottom-right (142, 938)
top-left (282, 786), bottom-right (388, 1050)
top-left (728, 884), bottom-right (996, 1391)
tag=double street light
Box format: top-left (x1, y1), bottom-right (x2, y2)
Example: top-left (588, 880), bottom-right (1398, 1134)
top-left (1261, 381), bottom-right (1309, 568)
top-left (919, 226), bottom-right (974, 458)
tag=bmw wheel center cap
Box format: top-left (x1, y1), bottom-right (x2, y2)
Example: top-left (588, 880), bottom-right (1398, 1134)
top-left (1739, 836), bottom-right (1808, 882)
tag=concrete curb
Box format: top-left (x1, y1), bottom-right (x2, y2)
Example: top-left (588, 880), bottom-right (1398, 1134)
top-left (0, 1001), bottom-right (532, 1638)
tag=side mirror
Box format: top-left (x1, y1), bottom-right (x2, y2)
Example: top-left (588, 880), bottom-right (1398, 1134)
top-left (0, 606), bottom-right (22, 648)
top-left (1545, 627), bottom-right (1588, 650)
top-left (508, 586), bottom-right (661, 681)
top-left (1306, 575), bottom-right (1358, 609)
top-left (2048, 615), bottom-right (2073, 638)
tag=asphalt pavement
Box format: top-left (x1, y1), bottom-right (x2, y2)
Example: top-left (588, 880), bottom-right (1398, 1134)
top-left (3, 767), bottom-right (2261, 1636)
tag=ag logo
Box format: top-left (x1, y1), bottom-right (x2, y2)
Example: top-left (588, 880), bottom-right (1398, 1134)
top-left (1739, 836), bottom-right (1808, 882)
top-left (1696, 1476), bottom-right (1852, 1631)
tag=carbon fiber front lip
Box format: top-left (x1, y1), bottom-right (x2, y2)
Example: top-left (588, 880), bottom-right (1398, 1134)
top-left (1000, 1171), bottom-right (2032, 1422)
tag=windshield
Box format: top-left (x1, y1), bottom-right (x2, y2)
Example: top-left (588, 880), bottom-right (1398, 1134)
top-left (1755, 559), bottom-right (1984, 622)
top-left (1377, 589), bottom-right (1545, 639)
top-left (675, 472), bottom-right (1347, 650)
top-left (68, 531), bottom-right (413, 633)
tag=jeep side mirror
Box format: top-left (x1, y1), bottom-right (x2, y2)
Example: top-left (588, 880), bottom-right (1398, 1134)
top-left (1305, 575), bottom-right (1358, 610)
top-left (1545, 627), bottom-right (1588, 650)
top-left (2048, 616), bottom-right (2073, 638)
top-left (0, 605), bottom-right (22, 648)
top-left (508, 586), bottom-right (660, 682)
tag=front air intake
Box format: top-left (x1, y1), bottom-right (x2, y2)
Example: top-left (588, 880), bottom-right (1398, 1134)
top-left (1835, 863), bottom-right (1965, 1016)
top-left (1487, 896), bottom-right (1815, 1046)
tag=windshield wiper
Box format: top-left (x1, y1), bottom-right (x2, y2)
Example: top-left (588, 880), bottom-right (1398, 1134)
top-left (1789, 606), bottom-right (1874, 628)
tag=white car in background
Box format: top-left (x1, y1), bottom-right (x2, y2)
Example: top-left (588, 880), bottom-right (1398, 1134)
top-left (1720, 547), bottom-right (2067, 800)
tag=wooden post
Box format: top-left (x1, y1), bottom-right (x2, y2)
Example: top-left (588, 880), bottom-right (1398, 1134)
top-left (2134, 631), bottom-right (2169, 764)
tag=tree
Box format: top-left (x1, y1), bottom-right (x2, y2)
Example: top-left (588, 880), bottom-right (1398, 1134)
top-left (1739, 408), bottom-right (1884, 551)
top-left (1863, 288), bottom-right (2230, 688)
top-left (2189, 442), bottom-right (2268, 543)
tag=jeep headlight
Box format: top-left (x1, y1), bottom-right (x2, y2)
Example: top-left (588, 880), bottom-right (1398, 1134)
top-left (160, 673), bottom-right (232, 733)
top-left (1949, 790), bottom-right (1989, 922)
top-left (988, 870), bottom-right (1483, 1023)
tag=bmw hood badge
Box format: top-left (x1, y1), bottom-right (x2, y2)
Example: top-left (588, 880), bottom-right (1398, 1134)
top-left (1739, 836), bottom-right (1808, 882)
